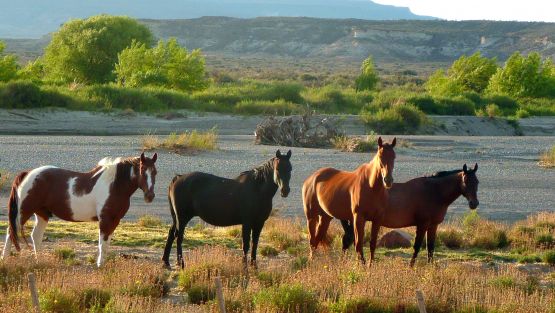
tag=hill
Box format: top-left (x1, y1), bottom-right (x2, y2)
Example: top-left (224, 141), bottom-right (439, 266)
top-left (4, 17), bottom-right (555, 64)
top-left (0, 0), bottom-right (432, 39)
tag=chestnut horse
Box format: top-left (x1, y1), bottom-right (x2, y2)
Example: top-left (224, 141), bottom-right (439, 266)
top-left (163, 150), bottom-right (292, 269)
top-left (1, 153), bottom-right (158, 267)
top-left (303, 137), bottom-right (396, 263)
top-left (341, 163), bottom-right (480, 266)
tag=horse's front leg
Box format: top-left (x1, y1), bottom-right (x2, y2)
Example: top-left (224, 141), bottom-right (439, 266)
top-left (98, 218), bottom-right (119, 267)
top-left (369, 221), bottom-right (380, 263)
top-left (353, 213), bottom-right (366, 264)
top-left (410, 226), bottom-right (426, 267)
top-left (241, 223), bottom-right (252, 267)
top-left (250, 223), bottom-right (264, 268)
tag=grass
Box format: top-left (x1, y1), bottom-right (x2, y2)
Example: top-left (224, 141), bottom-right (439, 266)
top-left (0, 169), bottom-right (12, 191)
top-left (1, 213), bottom-right (554, 312)
top-left (332, 133), bottom-right (378, 153)
top-left (539, 146), bottom-right (555, 168)
top-left (141, 128), bottom-right (218, 153)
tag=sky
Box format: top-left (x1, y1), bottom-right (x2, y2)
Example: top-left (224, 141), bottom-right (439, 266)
top-left (373, 0), bottom-right (555, 22)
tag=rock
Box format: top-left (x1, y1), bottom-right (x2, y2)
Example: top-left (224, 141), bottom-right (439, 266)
top-left (378, 230), bottom-right (413, 249)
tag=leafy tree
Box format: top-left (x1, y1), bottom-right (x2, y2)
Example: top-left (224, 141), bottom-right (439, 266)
top-left (43, 15), bottom-right (152, 84)
top-left (18, 59), bottom-right (46, 83)
top-left (426, 52), bottom-right (497, 96)
top-left (115, 38), bottom-right (208, 91)
top-left (0, 41), bottom-right (19, 82)
top-left (487, 52), bottom-right (555, 98)
top-left (355, 55), bottom-right (379, 91)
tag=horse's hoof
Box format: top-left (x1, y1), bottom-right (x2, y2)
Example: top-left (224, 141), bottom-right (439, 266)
top-left (162, 263), bottom-right (172, 270)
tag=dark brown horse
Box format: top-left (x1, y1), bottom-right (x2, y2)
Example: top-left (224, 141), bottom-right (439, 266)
top-left (303, 137), bottom-right (396, 263)
top-left (162, 150), bottom-right (292, 269)
top-left (341, 163), bottom-right (480, 266)
top-left (1, 153), bottom-right (158, 267)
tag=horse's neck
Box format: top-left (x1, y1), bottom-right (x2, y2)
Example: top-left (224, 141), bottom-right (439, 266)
top-left (435, 173), bottom-right (463, 206)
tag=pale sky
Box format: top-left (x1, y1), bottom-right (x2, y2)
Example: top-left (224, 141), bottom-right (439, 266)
top-left (373, 0), bottom-right (555, 22)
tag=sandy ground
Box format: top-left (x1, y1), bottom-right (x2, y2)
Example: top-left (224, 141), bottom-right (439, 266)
top-left (0, 134), bottom-right (553, 223)
top-left (1, 109), bottom-right (554, 136)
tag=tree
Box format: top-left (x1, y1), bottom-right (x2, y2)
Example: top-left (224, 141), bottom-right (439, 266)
top-left (355, 55), bottom-right (379, 91)
top-left (115, 38), bottom-right (208, 92)
top-left (487, 52), bottom-right (555, 98)
top-left (43, 15), bottom-right (153, 84)
top-left (426, 52), bottom-right (497, 96)
top-left (0, 41), bottom-right (19, 82)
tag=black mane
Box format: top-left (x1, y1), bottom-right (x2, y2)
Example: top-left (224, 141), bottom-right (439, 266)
top-left (240, 158), bottom-right (275, 183)
top-left (426, 169), bottom-right (462, 178)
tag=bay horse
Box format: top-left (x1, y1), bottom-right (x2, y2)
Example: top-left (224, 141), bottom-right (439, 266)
top-left (162, 150), bottom-right (292, 269)
top-left (1, 153), bottom-right (158, 267)
top-left (303, 137), bottom-right (396, 263)
top-left (340, 163), bottom-right (480, 266)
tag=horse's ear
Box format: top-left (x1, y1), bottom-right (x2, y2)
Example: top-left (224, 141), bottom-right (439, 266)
top-left (152, 153), bottom-right (158, 163)
top-left (140, 152), bottom-right (146, 163)
top-left (463, 163), bottom-right (468, 173)
top-left (391, 137), bottom-right (397, 148)
top-left (276, 150), bottom-right (282, 158)
top-left (377, 137), bottom-right (383, 148)
top-left (473, 163), bottom-right (478, 172)
top-left (286, 150), bottom-right (292, 159)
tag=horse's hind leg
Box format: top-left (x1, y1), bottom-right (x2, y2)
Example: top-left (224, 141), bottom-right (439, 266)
top-left (162, 223), bottom-right (176, 269)
top-left (1, 227), bottom-right (12, 259)
top-left (340, 220), bottom-right (355, 251)
top-left (314, 214), bottom-right (332, 248)
top-left (426, 224), bottom-right (438, 263)
top-left (31, 214), bottom-right (49, 256)
top-left (176, 214), bottom-right (193, 270)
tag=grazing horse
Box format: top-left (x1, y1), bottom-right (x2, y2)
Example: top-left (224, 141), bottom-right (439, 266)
top-left (1, 153), bottom-right (158, 267)
top-left (341, 163), bottom-right (480, 266)
top-left (163, 150), bottom-right (292, 269)
top-left (303, 137), bottom-right (396, 263)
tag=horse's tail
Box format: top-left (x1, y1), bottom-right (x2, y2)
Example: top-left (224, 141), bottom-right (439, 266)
top-left (168, 175), bottom-right (180, 236)
top-left (8, 171), bottom-right (29, 252)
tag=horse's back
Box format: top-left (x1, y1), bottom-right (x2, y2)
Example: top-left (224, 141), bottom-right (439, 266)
top-left (304, 167), bottom-right (357, 220)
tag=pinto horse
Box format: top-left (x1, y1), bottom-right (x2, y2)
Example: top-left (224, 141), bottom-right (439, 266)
top-left (341, 163), bottom-right (480, 266)
top-left (303, 137), bottom-right (396, 263)
top-left (1, 153), bottom-right (158, 267)
top-left (163, 150), bottom-right (292, 269)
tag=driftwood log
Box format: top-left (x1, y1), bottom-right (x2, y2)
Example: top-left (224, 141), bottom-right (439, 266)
top-left (254, 114), bottom-right (343, 147)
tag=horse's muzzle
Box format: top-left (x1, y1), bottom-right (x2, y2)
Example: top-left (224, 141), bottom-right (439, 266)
top-left (383, 177), bottom-right (394, 189)
top-left (469, 200), bottom-right (479, 210)
top-left (280, 186), bottom-right (290, 198)
top-left (144, 192), bottom-right (155, 203)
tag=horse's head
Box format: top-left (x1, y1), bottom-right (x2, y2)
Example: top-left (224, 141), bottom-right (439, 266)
top-left (461, 163), bottom-right (479, 210)
top-left (376, 137), bottom-right (396, 189)
top-left (273, 149), bottom-right (292, 197)
top-left (138, 152), bottom-right (158, 203)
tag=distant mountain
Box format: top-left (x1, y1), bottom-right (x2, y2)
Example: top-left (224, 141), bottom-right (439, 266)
top-left (0, 0), bottom-right (433, 39)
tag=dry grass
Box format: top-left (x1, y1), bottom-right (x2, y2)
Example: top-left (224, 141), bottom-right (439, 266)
top-left (332, 134), bottom-right (377, 153)
top-left (1, 214), bottom-right (554, 312)
top-left (141, 128), bottom-right (218, 153)
top-left (0, 169), bottom-right (12, 191)
top-left (539, 146), bottom-right (555, 168)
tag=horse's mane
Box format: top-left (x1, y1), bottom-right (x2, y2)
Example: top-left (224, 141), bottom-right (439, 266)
top-left (426, 169), bottom-right (462, 179)
top-left (97, 156), bottom-right (140, 189)
top-left (239, 158), bottom-right (275, 182)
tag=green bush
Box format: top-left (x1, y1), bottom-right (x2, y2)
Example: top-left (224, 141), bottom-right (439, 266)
top-left (76, 288), bottom-right (111, 310)
top-left (39, 289), bottom-right (78, 313)
top-left (329, 297), bottom-right (419, 313)
top-left (234, 99), bottom-right (301, 115)
top-left (536, 233), bottom-right (554, 248)
top-left (438, 228), bottom-right (464, 249)
top-left (54, 247), bottom-right (76, 261)
top-left (485, 104), bottom-right (502, 118)
top-left (302, 86), bottom-right (372, 113)
top-left (256, 271), bottom-right (283, 287)
top-left (435, 96), bottom-right (476, 115)
top-left (259, 246), bottom-right (279, 257)
top-left (515, 108), bottom-right (530, 118)
top-left (518, 254), bottom-right (542, 264)
top-left (543, 251), bottom-right (555, 265)
top-left (489, 276), bottom-right (516, 289)
top-left (187, 283), bottom-right (215, 304)
top-left (362, 103), bottom-right (429, 134)
top-left (254, 284), bottom-right (319, 313)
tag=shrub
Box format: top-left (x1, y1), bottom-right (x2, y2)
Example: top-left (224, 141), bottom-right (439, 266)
top-left (0, 169), bottom-right (12, 191)
top-left (332, 133), bottom-right (377, 153)
top-left (256, 271), bottom-right (283, 287)
top-left (234, 99), bottom-right (301, 115)
top-left (543, 251), bottom-right (555, 265)
top-left (142, 128), bottom-right (218, 152)
top-left (515, 108), bottom-right (530, 118)
top-left (260, 246), bottom-right (279, 257)
top-left (53, 248), bottom-right (75, 261)
top-left (39, 289), bottom-right (78, 313)
top-left (187, 283), bottom-right (215, 304)
top-left (485, 104), bottom-right (502, 118)
top-left (76, 288), bottom-right (111, 310)
top-left (438, 228), bottom-right (464, 249)
top-left (535, 233), bottom-right (555, 248)
top-left (302, 86), bottom-right (372, 113)
top-left (329, 297), bottom-right (419, 313)
top-left (136, 215), bottom-right (164, 228)
top-left (518, 254), bottom-right (542, 264)
top-left (435, 96), bottom-right (476, 115)
top-left (254, 284), bottom-right (319, 313)
top-left (539, 146), bottom-right (555, 168)
top-left (291, 256), bottom-right (309, 271)
top-left (362, 103), bottom-right (428, 134)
